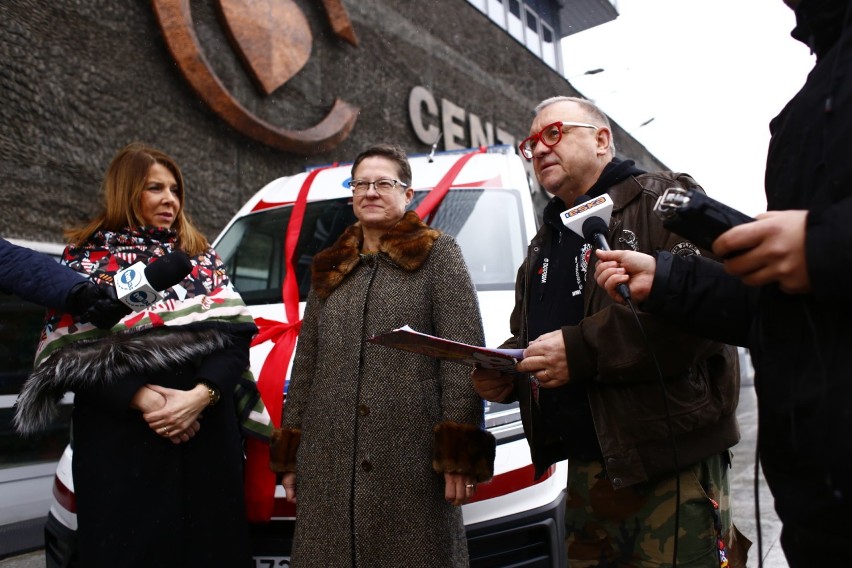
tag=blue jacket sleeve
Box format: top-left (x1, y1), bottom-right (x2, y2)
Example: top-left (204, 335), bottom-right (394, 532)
top-left (0, 238), bottom-right (85, 310)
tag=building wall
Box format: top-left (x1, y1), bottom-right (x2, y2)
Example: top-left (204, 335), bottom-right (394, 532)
top-left (0, 0), bottom-right (665, 243)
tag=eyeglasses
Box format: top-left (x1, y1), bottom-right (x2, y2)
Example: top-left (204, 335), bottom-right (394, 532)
top-left (348, 178), bottom-right (408, 195)
top-left (518, 121), bottom-right (598, 160)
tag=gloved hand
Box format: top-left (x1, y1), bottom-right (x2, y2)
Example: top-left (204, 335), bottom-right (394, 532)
top-left (65, 281), bottom-right (130, 329)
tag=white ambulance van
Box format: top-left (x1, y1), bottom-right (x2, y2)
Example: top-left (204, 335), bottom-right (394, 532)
top-left (44, 145), bottom-right (569, 568)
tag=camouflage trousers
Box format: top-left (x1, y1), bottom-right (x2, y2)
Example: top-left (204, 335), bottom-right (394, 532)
top-left (564, 452), bottom-right (750, 567)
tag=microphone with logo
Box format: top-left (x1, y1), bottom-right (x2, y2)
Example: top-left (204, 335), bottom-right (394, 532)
top-left (82, 251), bottom-right (194, 329)
top-left (560, 194), bottom-right (631, 301)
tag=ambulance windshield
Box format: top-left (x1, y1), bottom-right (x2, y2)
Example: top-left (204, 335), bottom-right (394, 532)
top-left (216, 188), bottom-right (527, 305)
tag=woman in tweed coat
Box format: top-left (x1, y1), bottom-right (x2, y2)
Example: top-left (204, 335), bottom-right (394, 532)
top-left (271, 144), bottom-right (495, 568)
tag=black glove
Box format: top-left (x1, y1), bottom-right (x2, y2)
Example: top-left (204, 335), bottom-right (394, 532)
top-left (66, 281), bottom-right (130, 329)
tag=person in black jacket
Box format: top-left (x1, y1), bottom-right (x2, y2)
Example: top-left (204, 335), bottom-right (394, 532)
top-left (595, 1), bottom-right (852, 565)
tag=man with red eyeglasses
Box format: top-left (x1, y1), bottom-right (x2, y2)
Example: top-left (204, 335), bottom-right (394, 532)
top-left (471, 96), bottom-right (748, 567)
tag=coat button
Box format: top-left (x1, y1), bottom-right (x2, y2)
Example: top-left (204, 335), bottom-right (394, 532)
top-left (361, 459), bottom-right (372, 472)
top-left (612, 477), bottom-right (623, 488)
top-left (358, 404), bottom-right (370, 417)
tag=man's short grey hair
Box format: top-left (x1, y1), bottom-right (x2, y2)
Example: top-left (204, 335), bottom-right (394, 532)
top-left (534, 96), bottom-right (616, 154)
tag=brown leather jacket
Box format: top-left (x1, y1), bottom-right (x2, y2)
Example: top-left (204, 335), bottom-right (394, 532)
top-left (504, 171), bottom-right (740, 488)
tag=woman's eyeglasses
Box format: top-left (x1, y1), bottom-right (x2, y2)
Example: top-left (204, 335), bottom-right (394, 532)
top-left (348, 178), bottom-right (408, 195)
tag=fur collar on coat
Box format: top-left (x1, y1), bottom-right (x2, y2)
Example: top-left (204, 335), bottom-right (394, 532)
top-left (15, 327), bottom-right (228, 435)
top-left (311, 211), bottom-right (441, 299)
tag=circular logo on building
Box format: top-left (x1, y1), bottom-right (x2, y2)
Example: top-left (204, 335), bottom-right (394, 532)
top-left (151, 0), bottom-right (359, 155)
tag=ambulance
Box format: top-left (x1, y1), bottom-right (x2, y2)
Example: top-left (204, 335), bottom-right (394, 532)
top-left (44, 145), bottom-right (568, 567)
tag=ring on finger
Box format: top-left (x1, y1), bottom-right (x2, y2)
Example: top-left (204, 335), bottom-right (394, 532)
top-left (465, 483), bottom-right (475, 490)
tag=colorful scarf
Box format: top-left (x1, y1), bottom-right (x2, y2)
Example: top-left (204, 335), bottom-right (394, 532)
top-left (14, 226), bottom-right (273, 441)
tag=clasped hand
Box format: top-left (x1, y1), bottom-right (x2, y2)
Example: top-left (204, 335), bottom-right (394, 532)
top-left (131, 384), bottom-right (206, 444)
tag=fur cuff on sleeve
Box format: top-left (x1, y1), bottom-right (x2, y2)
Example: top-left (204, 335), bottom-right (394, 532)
top-left (432, 421), bottom-right (496, 483)
top-left (269, 427), bottom-right (301, 473)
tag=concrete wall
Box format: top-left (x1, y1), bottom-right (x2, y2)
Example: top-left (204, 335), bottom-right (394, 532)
top-left (0, 0), bottom-right (665, 243)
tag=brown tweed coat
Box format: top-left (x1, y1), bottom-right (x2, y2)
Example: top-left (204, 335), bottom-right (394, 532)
top-left (275, 212), bottom-right (494, 568)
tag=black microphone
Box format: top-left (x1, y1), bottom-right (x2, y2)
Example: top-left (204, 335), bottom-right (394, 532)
top-left (562, 194), bottom-right (631, 301)
top-left (582, 216), bottom-right (615, 252)
top-left (81, 251), bottom-right (194, 328)
top-left (114, 251), bottom-right (193, 310)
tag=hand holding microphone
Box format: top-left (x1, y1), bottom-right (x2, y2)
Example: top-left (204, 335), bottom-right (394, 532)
top-left (594, 249), bottom-right (657, 305)
top-left (561, 194), bottom-right (631, 301)
top-left (77, 251), bottom-right (194, 329)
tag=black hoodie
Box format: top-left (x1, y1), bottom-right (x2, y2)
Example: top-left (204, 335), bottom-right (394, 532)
top-left (529, 157), bottom-right (645, 460)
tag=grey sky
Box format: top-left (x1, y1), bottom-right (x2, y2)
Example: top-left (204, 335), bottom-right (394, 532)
top-left (561, 0), bottom-right (815, 216)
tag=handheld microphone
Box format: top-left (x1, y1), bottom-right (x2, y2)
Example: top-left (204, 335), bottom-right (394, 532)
top-left (81, 251), bottom-right (194, 329)
top-left (114, 251), bottom-right (193, 311)
top-left (561, 194), bottom-right (631, 301)
top-left (560, 194), bottom-right (614, 237)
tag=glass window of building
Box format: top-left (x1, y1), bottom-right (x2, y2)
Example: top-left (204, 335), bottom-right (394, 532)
top-left (485, 0), bottom-right (507, 29)
top-left (467, 0), bottom-right (565, 72)
top-left (524, 7), bottom-right (541, 56)
top-left (507, 0), bottom-right (524, 43)
top-left (540, 22), bottom-right (557, 68)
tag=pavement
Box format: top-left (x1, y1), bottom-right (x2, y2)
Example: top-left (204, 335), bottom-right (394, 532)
top-left (0, 551), bottom-right (41, 568)
top-left (0, 356), bottom-right (788, 568)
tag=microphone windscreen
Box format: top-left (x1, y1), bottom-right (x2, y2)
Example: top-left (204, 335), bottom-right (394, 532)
top-left (144, 251), bottom-right (193, 291)
top-left (581, 216), bottom-right (609, 242)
